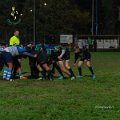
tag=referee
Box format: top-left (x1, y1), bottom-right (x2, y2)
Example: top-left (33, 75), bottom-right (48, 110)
top-left (9, 30), bottom-right (20, 46)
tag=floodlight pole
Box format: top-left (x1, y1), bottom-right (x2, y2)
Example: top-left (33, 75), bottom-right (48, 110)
top-left (33, 0), bottom-right (36, 45)
top-left (96, 0), bottom-right (98, 35)
top-left (92, 0), bottom-right (94, 36)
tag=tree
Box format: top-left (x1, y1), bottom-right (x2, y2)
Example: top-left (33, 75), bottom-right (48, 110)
top-left (0, 0), bottom-right (92, 43)
top-left (35, 0), bottom-right (91, 34)
top-left (101, 0), bottom-right (118, 34)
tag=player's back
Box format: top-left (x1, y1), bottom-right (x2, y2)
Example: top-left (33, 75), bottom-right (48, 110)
top-left (4, 46), bottom-right (19, 56)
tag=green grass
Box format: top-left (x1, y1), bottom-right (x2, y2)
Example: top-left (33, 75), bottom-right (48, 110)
top-left (0, 52), bottom-right (120, 120)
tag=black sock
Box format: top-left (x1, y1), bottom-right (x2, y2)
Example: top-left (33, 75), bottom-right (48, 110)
top-left (68, 68), bottom-right (75, 77)
top-left (88, 67), bottom-right (94, 75)
top-left (78, 67), bottom-right (82, 76)
top-left (48, 70), bottom-right (53, 80)
top-left (56, 65), bottom-right (64, 77)
top-left (52, 63), bottom-right (55, 74)
top-left (12, 66), bottom-right (18, 78)
top-left (41, 71), bottom-right (46, 79)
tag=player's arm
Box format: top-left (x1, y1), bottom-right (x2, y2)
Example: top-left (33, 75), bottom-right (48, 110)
top-left (17, 46), bottom-right (37, 58)
top-left (58, 48), bottom-right (66, 59)
top-left (22, 52), bottom-right (37, 58)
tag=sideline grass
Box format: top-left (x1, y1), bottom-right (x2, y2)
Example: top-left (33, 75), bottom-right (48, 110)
top-left (0, 52), bottom-right (120, 120)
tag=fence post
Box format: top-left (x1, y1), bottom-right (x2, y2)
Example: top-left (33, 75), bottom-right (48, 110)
top-left (118, 36), bottom-right (120, 50)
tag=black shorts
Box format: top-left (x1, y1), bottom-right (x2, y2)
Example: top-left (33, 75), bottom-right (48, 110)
top-left (37, 50), bottom-right (48, 64)
top-left (80, 52), bottom-right (91, 61)
top-left (1, 51), bottom-right (13, 64)
top-left (80, 58), bottom-right (91, 61)
top-left (0, 54), bottom-right (4, 71)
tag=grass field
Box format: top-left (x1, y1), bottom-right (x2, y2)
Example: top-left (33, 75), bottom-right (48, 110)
top-left (0, 52), bottom-right (120, 120)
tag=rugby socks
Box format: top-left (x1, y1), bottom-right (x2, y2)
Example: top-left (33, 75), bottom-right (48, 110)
top-left (55, 65), bottom-right (64, 78)
top-left (88, 67), bottom-right (94, 75)
top-left (78, 67), bottom-right (82, 76)
top-left (18, 72), bottom-right (23, 77)
top-left (6, 69), bottom-right (12, 80)
top-left (3, 68), bottom-right (8, 79)
top-left (48, 70), bottom-right (53, 80)
top-left (68, 68), bottom-right (75, 77)
top-left (41, 70), bottom-right (46, 79)
top-left (52, 63), bottom-right (55, 74)
top-left (3, 68), bottom-right (12, 80)
top-left (12, 66), bottom-right (18, 78)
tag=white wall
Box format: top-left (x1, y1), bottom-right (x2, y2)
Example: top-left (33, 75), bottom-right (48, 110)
top-left (76, 39), bottom-right (119, 49)
top-left (97, 39), bottom-right (118, 49)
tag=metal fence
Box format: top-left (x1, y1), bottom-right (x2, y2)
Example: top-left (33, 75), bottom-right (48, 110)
top-left (74, 35), bottom-right (120, 51)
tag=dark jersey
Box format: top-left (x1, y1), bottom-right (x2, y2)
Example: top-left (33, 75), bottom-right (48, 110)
top-left (57, 46), bottom-right (70, 61)
top-left (37, 49), bottom-right (48, 64)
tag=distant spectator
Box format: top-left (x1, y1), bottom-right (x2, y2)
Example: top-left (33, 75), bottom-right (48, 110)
top-left (87, 36), bottom-right (93, 51)
top-left (82, 39), bottom-right (86, 47)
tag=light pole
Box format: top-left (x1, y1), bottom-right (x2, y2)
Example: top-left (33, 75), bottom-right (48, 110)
top-left (43, 2), bottom-right (47, 44)
top-left (92, 0), bottom-right (94, 36)
top-left (96, 0), bottom-right (98, 35)
top-left (118, 7), bottom-right (120, 21)
top-left (33, 0), bottom-right (36, 45)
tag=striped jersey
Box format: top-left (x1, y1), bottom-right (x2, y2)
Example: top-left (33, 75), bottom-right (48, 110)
top-left (4, 46), bottom-right (19, 56)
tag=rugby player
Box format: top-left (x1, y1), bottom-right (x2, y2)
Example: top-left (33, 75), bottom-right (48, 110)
top-left (74, 45), bottom-right (96, 80)
top-left (55, 45), bottom-right (75, 80)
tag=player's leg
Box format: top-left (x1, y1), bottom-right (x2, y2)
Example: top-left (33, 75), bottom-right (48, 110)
top-left (62, 50), bottom-right (75, 80)
top-left (58, 60), bottom-right (70, 76)
top-left (77, 60), bottom-right (84, 78)
top-left (0, 55), bottom-right (4, 72)
top-left (12, 56), bottom-right (19, 78)
top-left (58, 60), bottom-right (71, 77)
top-left (64, 60), bottom-right (75, 80)
top-left (37, 64), bottom-right (46, 80)
top-left (36, 50), bottom-right (51, 80)
top-left (6, 62), bottom-right (13, 81)
top-left (2, 52), bottom-right (13, 81)
top-left (42, 63), bottom-right (53, 80)
top-left (86, 60), bottom-right (96, 79)
top-left (29, 57), bottom-right (39, 79)
top-left (17, 57), bottom-right (28, 79)
top-left (52, 62), bottom-right (65, 80)
top-left (51, 51), bottom-right (65, 80)
top-left (51, 62), bottom-right (55, 74)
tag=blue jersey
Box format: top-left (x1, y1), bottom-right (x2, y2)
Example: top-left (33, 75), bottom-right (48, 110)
top-left (44, 44), bottom-right (55, 49)
top-left (4, 46), bottom-right (27, 56)
top-left (0, 48), bottom-right (4, 53)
